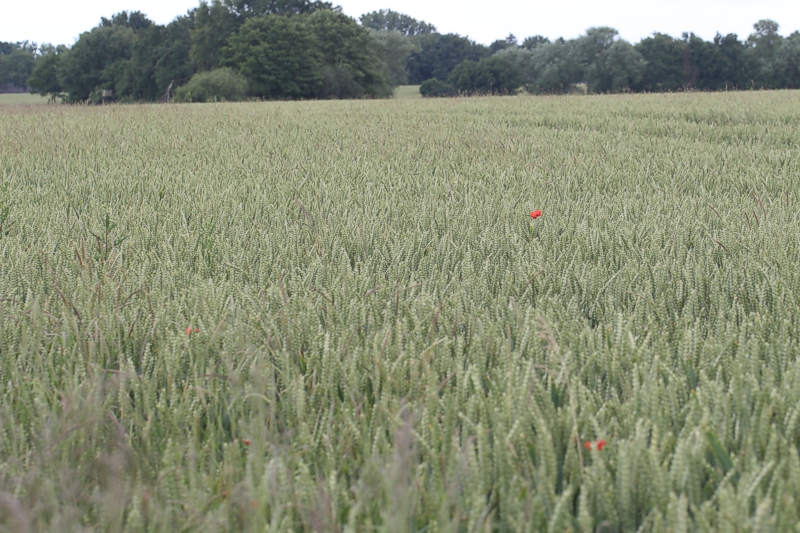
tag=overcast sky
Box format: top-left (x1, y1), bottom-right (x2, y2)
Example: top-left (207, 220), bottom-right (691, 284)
top-left (2, 0), bottom-right (798, 46)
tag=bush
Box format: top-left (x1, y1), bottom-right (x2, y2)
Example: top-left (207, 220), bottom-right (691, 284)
top-left (447, 55), bottom-right (522, 95)
top-left (173, 68), bottom-right (248, 103)
top-left (320, 65), bottom-right (366, 99)
top-left (419, 78), bottom-right (456, 97)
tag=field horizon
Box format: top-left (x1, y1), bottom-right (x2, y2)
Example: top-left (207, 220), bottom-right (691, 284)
top-left (1, 91), bottom-right (800, 532)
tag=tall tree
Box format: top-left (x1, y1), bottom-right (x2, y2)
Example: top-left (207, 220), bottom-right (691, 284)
top-left (0, 48), bottom-right (36, 89)
top-left (584, 39), bottom-right (645, 93)
top-left (27, 47), bottom-right (66, 100)
top-left (190, 1), bottom-right (240, 72)
top-left (747, 20), bottom-right (785, 88)
top-left (224, 0), bottom-right (333, 17)
top-left (525, 39), bottom-right (579, 93)
top-left (307, 10), bottom-right (392, 98)
top-left (359, 10), bottom-right (436, 36)
top-left (369, 30), bottom-right (418, 86)
top-left (223, 15), bottom-right (322, 99)
top-left (58, 25), bottom-right (136, 101)
top-left (521, 35), bottom-right (549, 50)
top-left (100, 11), bottom-right (154, 31)
top-left (407, 33), bottom-right (488, 84)
top-left (489, 34), bottom-right (518, 54)
top-left (634, 33), bottom-right (686, 91)
top-left (772, 31), bottom-right (800, 88)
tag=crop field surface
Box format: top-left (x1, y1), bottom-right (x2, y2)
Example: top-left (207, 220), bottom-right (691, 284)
top-left (1, 92), bottom-right (800, 532)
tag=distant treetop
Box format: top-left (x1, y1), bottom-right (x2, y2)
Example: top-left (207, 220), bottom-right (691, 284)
top-left (223, 0), bottom-right (335, 17)
top-left (100, 11), bottom-right (154, 31)
top-left (359, 9), bottom-right (436, 36)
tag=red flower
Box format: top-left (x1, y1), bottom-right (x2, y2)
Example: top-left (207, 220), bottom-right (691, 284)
top-left (194, 328), bottom-right (200, 333)
top-left (530, 210), bottom-right (542, 219)
top-left (244, 439), bottom-right (251, 446)
top-left (185, 327), bottom-right (193, 335)
top-left (584, 439), bottom-right (606, 451)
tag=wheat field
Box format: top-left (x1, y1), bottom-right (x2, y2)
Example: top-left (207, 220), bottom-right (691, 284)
top-left (1, 92), bottom-right (800, 532)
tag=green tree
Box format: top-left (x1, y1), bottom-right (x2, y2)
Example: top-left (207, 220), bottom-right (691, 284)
top-left (369, 30), bottom-right (418, 86)
top-left (58, 25), bottom-right (136, 102)
top-left (307, 10), bottom-right (392, 98)
top-left (447, 55), bottom-right (522, 95)
top-left (223, 15), bottom-right (322, 99)
top-left (747, 19), bottom-right (782, 62)
top-left (747, 20), bottom-right (786, 88)
top-left (224, 0), bottom-right (333, 17)
top-left (634, 33), bottom-right (687, 91)
top-left (191, 1), bottom-right (240, 72)
top-left (525, 39), bottom-right (579, 93)
top-left (359, 9), bottom-right (436, 36)
top-left (521, 35), bottom-right (549, 50)
top-left (100, 11), bottom-right (154, 31)
top-left (489, 34), bottom-right (517, 54)
top-left (712, 33), bottom-right (751, 89)
top-left (407, 33), bottom-right (488, 84)
top-left (585, 40), bottom-right (645, 93)
top-left (27, 48), bottom-right (65, 101)
top-left (117, 14), bottom-right (196, 101)
top-left (0, 49), bottom-right (36, 89)
top-left (772, 32), bottom-right (800, 88)
top-left (154, 16), bottom-right (197, 97)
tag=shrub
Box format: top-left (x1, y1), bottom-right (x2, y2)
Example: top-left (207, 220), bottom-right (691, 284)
top-left (173, 68), bottom-right (248, 103)
top-left (419, 78), bottom-right (456, 97)
top-left (447, 55), bottom-right (522, 95)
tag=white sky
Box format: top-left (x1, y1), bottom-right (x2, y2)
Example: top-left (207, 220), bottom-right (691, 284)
top-left (1, 0), bottom-right (798, 46)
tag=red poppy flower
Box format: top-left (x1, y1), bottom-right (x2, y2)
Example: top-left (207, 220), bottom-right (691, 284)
top-left (185, 327), bottom-right (193, 335)
top-left (530, 210), bottom-right (542, 219)
top-left (194, 328), bottom-right (200, 333)
top-left (244, 439), bottom-right (251, 446)
top-left (584, 439), bottom-right (606, 451)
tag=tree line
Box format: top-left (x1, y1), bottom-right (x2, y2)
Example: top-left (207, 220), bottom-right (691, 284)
top-left (1, 2), bottom-right (798, 102)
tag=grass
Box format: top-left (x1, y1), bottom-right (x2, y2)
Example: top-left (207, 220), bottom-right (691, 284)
top-left (0, 93), bottom-right (51, 105)
top-left (393, 85), bottom-right (421, 99)
top-left (1, 91), bottom-right (800, 532)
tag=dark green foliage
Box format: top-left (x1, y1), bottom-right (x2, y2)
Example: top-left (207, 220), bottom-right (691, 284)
top-left (0, 49), bottom-right (36, 89)
top-left (307, 10), bottom-right (392, 98)
top-left (173, 67), bottom-right (248, 101)
top-left (152, 16), bottom-right (198, 96)
top-left (447, 55), bottom-right (522, 95)
top-left (635, 33), bottom-right (688, 91)
top-left (572, 28), bottom-right (646, 93)
top-left (58, 25), bottom-right (136, 102)
top-left (524, 40), bottom-right (580, 94)
top-left (223, 0), bottom-right (333, 17)
top-left (407, 33), bottom-right (488, 84)
top-left (712, 33), bottom-right (751, 89)
top-left (418, 78), bottom-right (455, 97)
top-left (369, 30), bottom-right (417, 86)
top-left (585, 40), bottom-right (645, 93)
top-left (522, 35), bottom-right (549, 50)
top-left (359, 9), bottom-right (436, 36)
top-left (100, 11), bottom-right (154, 31)
top-left (772, 32), bottom-right (800, 88)
top-left (489, 34), bottom-right (517, 54)
top-left (10, 8), bottom-right (800, 103)
top-left (27, 49), bottom-right (64, 100)
top-left (190, 1), bottom-right (240, 72)
top-left (224, 15), bottom-right (321, 99)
